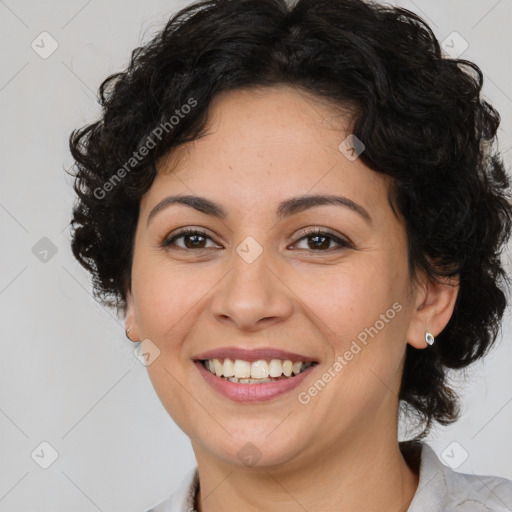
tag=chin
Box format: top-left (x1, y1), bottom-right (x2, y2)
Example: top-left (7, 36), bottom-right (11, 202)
top-left (197, 426), bottom-right (309, 469)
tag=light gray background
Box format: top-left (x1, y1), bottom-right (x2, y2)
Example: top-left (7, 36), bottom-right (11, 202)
top-left (0, 1), bottom-right (511, 511)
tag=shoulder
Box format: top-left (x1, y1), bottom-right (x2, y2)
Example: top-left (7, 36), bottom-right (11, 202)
top-left (408, 441), bottom-right (512, 512)
top-left (144, 467), bottom-right (199, 512)
top-left (443, 464), bottom-right (512, 511)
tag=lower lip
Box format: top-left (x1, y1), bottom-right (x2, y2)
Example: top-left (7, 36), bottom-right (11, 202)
top-left (194, 361), bottom-right (316, 402)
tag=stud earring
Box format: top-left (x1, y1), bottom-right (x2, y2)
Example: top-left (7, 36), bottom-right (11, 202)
top-left (425, 331), bottom-right (435, 346)
top-left (126, 328), bottom-right (140, 343)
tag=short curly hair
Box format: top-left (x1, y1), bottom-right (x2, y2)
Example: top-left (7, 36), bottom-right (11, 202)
top-left (68, 0), bottom-right (512, 437)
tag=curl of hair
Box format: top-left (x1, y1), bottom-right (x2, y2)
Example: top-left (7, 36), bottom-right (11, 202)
top-left (68, 0), bottom-right (512, 437)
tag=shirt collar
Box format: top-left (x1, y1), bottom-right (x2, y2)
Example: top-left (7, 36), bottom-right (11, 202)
top-left (402, 441), bottom-right (448, 512)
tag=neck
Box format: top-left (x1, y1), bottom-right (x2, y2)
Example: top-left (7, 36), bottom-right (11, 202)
top-left (192, 431), bottom-right (419, 512)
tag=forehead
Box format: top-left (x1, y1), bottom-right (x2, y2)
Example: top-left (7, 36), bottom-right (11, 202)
top-left (145, 85), bottom-right (393, 218)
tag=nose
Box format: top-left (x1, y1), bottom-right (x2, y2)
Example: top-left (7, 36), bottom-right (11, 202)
top-left (210, 249), bottom-right (294, 332)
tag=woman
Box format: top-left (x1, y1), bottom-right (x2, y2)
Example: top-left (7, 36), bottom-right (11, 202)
top-left (68, 0), bottom-right (512, 510)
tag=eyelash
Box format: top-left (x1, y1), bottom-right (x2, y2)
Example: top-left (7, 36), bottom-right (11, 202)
top-left (161, 227), bottom-right (353, 252)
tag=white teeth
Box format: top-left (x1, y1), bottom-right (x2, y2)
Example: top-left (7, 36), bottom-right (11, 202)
top-left (213, 358), bottom-right (223, 377)
top-left (269, 359), bottom-right (283, 377)
top-left (203, 358), bottom-right (314, 381)
top-left (237, 377), bottom-right (274, 384)
top-left (251, 360), bottom-right (269, 379)
top-left (223, 358), bottom-right (234, 377)
top-left (233, 359), bottom-right (251, 378)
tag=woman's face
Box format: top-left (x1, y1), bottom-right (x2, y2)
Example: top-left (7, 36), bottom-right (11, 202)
top-left (126, 85), bottom-right (430, 469)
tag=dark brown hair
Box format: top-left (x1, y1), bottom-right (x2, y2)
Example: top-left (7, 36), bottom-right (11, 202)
top-left (68, 0), bottom-right (512, 437)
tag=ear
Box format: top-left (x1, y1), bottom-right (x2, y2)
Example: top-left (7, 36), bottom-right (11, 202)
top-left (124, 288), bottom-right (140, 343)
top-left (405, 272), bottom-right (459, 349)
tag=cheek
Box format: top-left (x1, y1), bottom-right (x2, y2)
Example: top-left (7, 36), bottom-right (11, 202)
top-left (296, 261), bottom-right (402, 343)
top-left (298, 259), bottom-right (409, 402)
top-left (304, 268), bottom-right (408, 422)
top-left (131, 252), bottom-right (191, 334)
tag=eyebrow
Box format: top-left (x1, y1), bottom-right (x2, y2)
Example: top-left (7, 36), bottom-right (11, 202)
top-left (146, 193), bottom-right (372, 226)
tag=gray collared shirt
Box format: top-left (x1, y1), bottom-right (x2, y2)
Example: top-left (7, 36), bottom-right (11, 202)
top-left (146, 442), bottom-right (512, 511)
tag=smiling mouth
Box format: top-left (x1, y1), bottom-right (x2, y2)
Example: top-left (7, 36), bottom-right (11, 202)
top-left (199, 358), bottom-right (318, 384)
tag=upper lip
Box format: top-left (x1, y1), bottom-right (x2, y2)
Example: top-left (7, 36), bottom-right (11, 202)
top-left (193, 347), bottom-right (318, 363)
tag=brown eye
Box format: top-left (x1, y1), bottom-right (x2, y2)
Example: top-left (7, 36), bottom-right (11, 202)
top-left (292, 229), bottom-right (353, 251)
top-left (161, 227), bottom-right (352, 252)
top-left (162, 229), bottom-right (220, 250)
